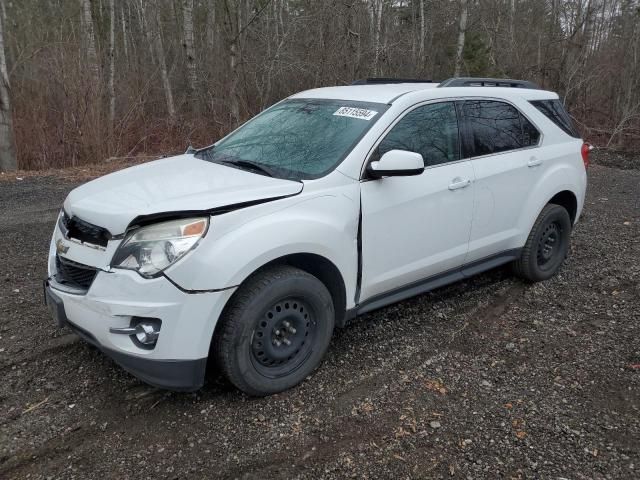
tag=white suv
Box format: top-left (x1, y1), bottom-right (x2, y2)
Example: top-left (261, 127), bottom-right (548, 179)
top-left (45, 77), bottom-right (589, 395)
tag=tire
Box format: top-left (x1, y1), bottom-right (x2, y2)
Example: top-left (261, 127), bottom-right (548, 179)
top-left (513, 203), bottom-right (572, 282)
top-left (214, 265), bottom-right (335, 396)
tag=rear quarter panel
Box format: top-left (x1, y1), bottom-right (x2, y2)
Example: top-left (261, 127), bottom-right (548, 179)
top-left (516, 139), bottom-right (587, 246)
top-left (510, 97), bottom-right (587, 245)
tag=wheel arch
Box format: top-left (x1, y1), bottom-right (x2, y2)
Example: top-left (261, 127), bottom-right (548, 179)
top-left (548, 190), bottom-right (578, 224)
top-left (217, 253), bottom-right (349, 333)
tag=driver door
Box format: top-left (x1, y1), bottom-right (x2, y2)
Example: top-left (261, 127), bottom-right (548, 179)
top-left (359, 101), bottom-right (475, 302)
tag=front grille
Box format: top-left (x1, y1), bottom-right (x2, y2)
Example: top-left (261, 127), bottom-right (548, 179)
top-left (60, 211), bottom-right (111, 248)
top-left (55, 255), bottom-right (98, 290)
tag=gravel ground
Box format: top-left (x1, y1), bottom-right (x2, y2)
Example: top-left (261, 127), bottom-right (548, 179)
top-left (0, 152), bottom-right (639, 479)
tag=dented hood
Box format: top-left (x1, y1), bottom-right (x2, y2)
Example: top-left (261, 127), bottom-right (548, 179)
top-left (63, 154), bottom-right (303, 234)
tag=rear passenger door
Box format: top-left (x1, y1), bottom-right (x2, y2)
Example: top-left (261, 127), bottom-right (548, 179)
top-left (460, 99), bottom-right (542, 264)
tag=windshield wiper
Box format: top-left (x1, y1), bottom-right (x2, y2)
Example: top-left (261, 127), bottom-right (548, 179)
top-left (221, 159), bottom-right (274, 177)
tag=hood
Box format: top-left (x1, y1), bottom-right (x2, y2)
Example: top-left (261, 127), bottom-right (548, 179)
top-left (63, 154), bottom-right (303, 234)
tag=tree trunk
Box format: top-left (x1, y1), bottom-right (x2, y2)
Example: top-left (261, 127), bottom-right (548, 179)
top-left (108, 0), bottom-right (116, 135)
top-left (223, 0), bottom-right (241, 124)
top-left (81, 0), bottom-right (100, 86)
top-left (182, 0), bottom-right (197, 109)
top-left (206, 0), bottom-right (217, 99)
top-left (0, 3), bottom-right (15, 172)
top-left (453, 0), bottom-right (468, 77)
top-left (419, 0), bottom-right (426, 72)
top-left (509, 0), bottom-right (515, 44)
top-left (371, 0), bottom-right (383, 76)
top-left (229, 38), bottom-right (240, 123)
top-left (121, 2), bottom-right (129, 62)
top-left (145, 0), bottom-right (176, 119)
top-left (140, 0), bottom-right (155, 63)
top-left (206, 1), bottom-right (216, 52)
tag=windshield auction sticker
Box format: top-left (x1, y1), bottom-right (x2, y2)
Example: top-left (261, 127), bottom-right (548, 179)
top-left (333, 107), bottom-right (378, 120)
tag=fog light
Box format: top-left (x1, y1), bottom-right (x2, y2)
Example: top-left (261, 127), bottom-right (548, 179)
top-left (135, 322), bottom-right (159, 345)
top-left (109, 317), bottom-right (161, 349)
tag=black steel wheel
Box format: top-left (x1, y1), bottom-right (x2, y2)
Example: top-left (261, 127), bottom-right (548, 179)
top-left (514, 203), bottom-right (572, 282)
top-left (214, 265), bottom-right (334, 396)
top-left (536, 221), bottom-right (562, 269)
top-left (251, 298), bottom-right (315, 378)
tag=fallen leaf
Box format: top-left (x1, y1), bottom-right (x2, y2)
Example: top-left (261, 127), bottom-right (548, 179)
top-left (424, 379), bottom-right (448, 395)
top-left (22, 397), bottom-right (49, 414)
top-left (512, 418), bottom-right (525, 429)
top-left (515, 430), bottom-right (527, 439)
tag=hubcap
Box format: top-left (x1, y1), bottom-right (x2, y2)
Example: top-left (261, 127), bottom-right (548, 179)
top-left (251, 299), bottom-right (314, 376)
top-left (537, 222), bottom-right (561, 266)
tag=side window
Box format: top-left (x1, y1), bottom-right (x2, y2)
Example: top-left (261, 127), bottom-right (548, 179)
top-left (521, 114), bottom-right (541, 146)
top-left (377, 102), bottom-right (460, 167)
top-left (462, 100), bottom-right (539, 156)
top-left (529, 99), bottom-right (580, 138)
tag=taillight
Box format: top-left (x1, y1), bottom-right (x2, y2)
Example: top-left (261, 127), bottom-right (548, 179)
top-left (581, 143), bottom-right (591, 169)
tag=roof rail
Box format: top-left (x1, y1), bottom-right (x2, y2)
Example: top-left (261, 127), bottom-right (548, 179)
top-left (438, 77), bottom-right (539, 89)
top-left (351, 78), bottom-right (435, 85)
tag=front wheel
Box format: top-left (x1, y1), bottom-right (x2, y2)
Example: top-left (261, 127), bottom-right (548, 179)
top-left (214, 265), bottom-right (335, 396)
top-left (513, 203), bottom-right (572, 282)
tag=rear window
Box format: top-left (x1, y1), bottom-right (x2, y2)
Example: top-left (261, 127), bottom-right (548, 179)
top-left (530, 99), bottom-right (580, 138)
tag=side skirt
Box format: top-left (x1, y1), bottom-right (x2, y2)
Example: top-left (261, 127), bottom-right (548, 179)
top-left (346, 249), bottom-right (521, 320)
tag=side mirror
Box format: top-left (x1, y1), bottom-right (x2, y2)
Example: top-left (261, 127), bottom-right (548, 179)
top-left (367, 150), bottom-right (424, 178)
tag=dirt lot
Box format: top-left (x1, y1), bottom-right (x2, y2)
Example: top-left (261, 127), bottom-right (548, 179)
top-left (1, 152), bottom-right (639, 479)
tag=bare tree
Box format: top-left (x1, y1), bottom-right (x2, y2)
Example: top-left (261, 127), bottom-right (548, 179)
top-left (3, 0), bottom-right (640, 170)
top-left (206, 1), bottom-right (217, 52)
top-left (0, 1), bottom-right (15, 172)
top-left (108, 0), bottom-right (116, 134)
top-left (81, 0), bottom-right (100, 85)
top-left (454, 0), bottom-right (468, 77)
top-left (222, 0), bottom-right (243, 123)
top-left (419, 0), bottom-right (426, 70)
top-left (145, 0), bottom-right (175, 119)
top-left (370, 0), bottom-right (384, 75)
top-left (121, 2), bottom-right (129, 62)
top-left (182, 0), bottom-right (197, 109)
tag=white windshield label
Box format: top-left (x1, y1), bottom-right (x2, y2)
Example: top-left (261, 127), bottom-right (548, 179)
top-left (333, 106), bottom-right (378, 120)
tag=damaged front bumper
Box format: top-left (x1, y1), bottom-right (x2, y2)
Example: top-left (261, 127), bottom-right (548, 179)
top-left (43, 268), bottom-right (236, 391)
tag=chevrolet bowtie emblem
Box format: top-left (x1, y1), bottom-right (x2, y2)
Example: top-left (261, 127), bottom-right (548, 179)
top-left (56, 239), bottom-right (69, 254)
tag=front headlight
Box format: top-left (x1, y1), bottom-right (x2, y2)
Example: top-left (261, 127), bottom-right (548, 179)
top-left (111, 217), bottom-right (209, 277)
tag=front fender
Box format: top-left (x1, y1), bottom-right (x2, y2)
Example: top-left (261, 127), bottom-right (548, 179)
top-left (165, 189), bottom-right (360, 307)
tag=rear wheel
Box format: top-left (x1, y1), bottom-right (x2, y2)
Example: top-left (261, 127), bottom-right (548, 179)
top-left (513, 203), bottom-right (572, 282)
top-left (214, 265), bottom-right (334, 396)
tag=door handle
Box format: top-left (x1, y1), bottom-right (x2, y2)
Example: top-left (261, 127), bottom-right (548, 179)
top-left (448, 178), bottom-right (471, 190)
top-left (528, 157), bottom-right (543, 168)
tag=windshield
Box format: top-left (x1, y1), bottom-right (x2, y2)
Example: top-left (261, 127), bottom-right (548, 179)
top-left (195, 99), bottom-right (387, 180)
